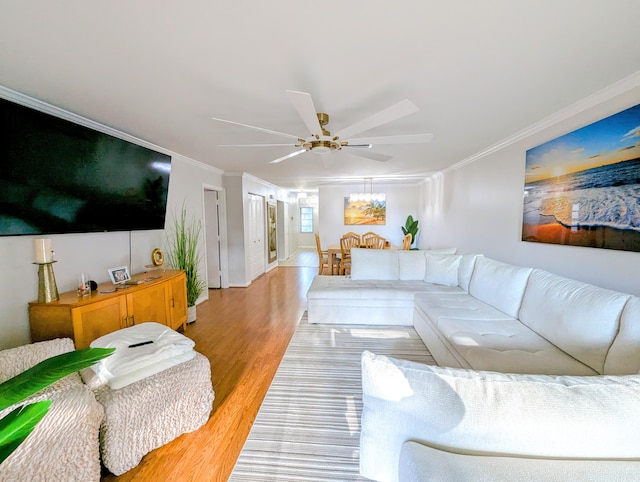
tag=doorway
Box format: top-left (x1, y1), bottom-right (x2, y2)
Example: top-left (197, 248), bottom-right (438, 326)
top-left (203, 185), bottom-right (229, 289)
top-left (248, 193), bottom-right (266, 280)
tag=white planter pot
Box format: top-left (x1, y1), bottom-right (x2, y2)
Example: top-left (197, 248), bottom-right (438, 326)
top-left (187, 305), bottom-right (197, 324)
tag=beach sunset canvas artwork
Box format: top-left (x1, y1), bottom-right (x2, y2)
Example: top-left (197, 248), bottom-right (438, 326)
top-left (523, 103), bottom-right (640, 252)
top-left (344, 197), bottom-right (386, 225)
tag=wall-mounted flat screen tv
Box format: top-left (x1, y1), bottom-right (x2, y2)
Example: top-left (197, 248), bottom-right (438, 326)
top-left (0, 97), bottom-right (171, 236)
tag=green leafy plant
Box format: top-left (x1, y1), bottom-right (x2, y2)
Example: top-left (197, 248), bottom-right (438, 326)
top-left (166, 205), bottom-right (206, 307)
top-left (401, 215), bottom-right (419, 247)
top-left (0, 347), bottom-right (114, 464)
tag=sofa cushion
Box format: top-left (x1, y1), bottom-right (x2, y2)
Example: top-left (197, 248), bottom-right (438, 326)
top-left (458, 253), bottom-right (482, 292)
top-left (424, 254), bottom-right (462, 286)
top-left (397, 250), bottom-right (426, 280)
top-left (350, 248), bottom-right (399, 280)
top-left (413, 293), bottom-right (596, 375)
top-left (519, 270), bottom-right (630, 374)
top-left (360, 351), bottom-right (640, 482)
top-left (307, 276), bottom-right (462, 300)
top-left (605, 296), bottom-right (640, 375)
top-left (414, 292), bottom-right (515, 323)
top-left (468, 257), bottom-right (533, 318)
top-left (435, 318), bottom-right (596, 375)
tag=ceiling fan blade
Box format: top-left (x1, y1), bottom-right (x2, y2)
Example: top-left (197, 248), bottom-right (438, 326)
top-left (268, 149), bottom-right (307, 164)
top-left (346, 149), bottom-right (394, 163)
top-left (286, 90), bottom-right (322, 136)
top-left (333, 99), bottom-right (419, 140)
top-left (211, 117), bottom-right (301, 140)
top-left (348, 133), bottom-right (434, 145)
top-left (219, 143), bottom-right (297, 147)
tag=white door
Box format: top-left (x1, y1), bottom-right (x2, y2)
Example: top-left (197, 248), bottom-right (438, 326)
top-left (248, 193), bottom-right (265, 280)
top-left (204, 189), bottom-right (221, 288)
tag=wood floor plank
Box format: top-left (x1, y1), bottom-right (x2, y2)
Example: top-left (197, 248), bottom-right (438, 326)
top-left (102, 266), bottom-right (317, 482)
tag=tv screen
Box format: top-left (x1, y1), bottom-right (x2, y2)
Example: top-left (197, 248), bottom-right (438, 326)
top-left (0, 97), bottom-right (171, 236)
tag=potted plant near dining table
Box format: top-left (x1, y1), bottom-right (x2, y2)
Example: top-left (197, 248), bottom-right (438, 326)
top-left (166, 205), bottom-right (206, 323)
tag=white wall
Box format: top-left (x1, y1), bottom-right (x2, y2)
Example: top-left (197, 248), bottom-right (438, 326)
top-left (318, 183), bottom-right (420, 248)
top-left (165, 156), bottom-right (225, 297)
top-left (421, 84), bottom-right (640, 297)
top-left (223, 173), bottom-right (290, 287)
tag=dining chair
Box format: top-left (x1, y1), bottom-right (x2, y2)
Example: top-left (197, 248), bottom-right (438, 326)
top-left (363, 233), bottom-right (386, 249)
top-left (402, 233), bottom-right (412, 250)
top-left (339, 233), bottom-right (361, 275)
top-left (343, 231), bottom-right (361, 245)
top-left (360, 231), bottom-right (377, 244)
top-left (315, 234), bottom-right (340, 275)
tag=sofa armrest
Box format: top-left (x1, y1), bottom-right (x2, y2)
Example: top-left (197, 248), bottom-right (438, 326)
top-left (360, 351), bottom-right (640, 482)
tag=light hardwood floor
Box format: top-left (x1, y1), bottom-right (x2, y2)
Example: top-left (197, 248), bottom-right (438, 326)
top-left (278, 248), bottom-right (318, 268)
top-left (104, 266), bottom-right (317, 482)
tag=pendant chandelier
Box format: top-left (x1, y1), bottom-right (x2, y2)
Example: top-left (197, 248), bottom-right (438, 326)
top-left (349, 178), bottom-right (386, 203)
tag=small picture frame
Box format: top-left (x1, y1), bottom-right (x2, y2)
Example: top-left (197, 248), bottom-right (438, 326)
top-left (108, 266), bottom-right (131, 285)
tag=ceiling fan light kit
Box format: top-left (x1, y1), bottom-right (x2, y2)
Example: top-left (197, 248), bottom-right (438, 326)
top-left (212, 90), bottom-right (433, 165)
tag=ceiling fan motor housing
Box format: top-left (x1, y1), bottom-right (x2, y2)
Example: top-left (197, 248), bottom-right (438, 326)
top-left (309, 139), bottom-right (338, 153)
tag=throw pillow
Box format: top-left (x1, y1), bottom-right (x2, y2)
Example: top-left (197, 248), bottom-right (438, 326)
top-left (424, 254), bottom-right (462, 286)
top-left (398, 250), bottom-right (427, 280)
top-left (350, 248), bottom-right (399, 280)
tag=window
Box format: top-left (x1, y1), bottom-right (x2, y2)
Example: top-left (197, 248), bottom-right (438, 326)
top-left (300, 207), bottom-right (313, 233)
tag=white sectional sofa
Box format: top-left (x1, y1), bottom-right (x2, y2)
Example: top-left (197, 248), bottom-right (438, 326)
top-left (308, 247), bottom-right (640, 376)
top-left (361, 351), bottom-right (640, 482)
top-left (305, 248), bottom-right (640, 481)
top-left (307, 248), bottom-right (461, 326)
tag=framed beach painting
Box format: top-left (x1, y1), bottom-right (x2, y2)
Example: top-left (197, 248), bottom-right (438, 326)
top-left (267, 203), bottom-right (277, 264)
top-left (344, 197), bottom-right (386, 225)
top-left (522, 102), bottom-right (640, 252)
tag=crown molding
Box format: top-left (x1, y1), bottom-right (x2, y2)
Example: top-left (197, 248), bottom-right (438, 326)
top-left (442, 69), bottom-right (640, 174)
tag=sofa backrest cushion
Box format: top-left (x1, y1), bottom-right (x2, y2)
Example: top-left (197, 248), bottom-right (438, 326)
top-left (458, 253), bottom-right (482, 292)
top-left (398, 250), bottom-right (426, 280)
top-left (350, 248), bottom-right (399, 280)
top-left (468, 257), bottom-right (533, 318)
top-left (425, 247), bottom-right (457, 255)
top-left (605, 296), bottom-right (640, 374)
top-left (360, 350), bottom-right (640, 482)
top-left (424, 254), bottom-right (462, 286)
top-left (519, 270), bottom-right (630, 374)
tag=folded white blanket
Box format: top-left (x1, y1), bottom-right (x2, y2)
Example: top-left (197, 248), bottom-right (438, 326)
top-left (89, 322), bottom-right (196, 389)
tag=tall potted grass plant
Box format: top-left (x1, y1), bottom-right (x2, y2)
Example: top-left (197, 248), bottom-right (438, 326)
top-left (166, 205), bottom-right (206, 323)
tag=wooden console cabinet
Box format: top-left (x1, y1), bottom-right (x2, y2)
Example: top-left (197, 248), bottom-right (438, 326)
top-left (29, 269), bottom-right (188, 348)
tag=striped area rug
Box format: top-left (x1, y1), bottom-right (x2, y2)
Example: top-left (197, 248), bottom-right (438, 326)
top-left (229, 316), bottom-right (435, 481)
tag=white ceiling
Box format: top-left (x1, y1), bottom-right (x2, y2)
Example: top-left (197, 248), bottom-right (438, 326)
top-left (2, 1), bottom-right (640, 190)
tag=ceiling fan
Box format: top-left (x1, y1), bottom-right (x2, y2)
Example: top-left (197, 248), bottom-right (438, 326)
top-left (212, 90), bottom-right (433, 165)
